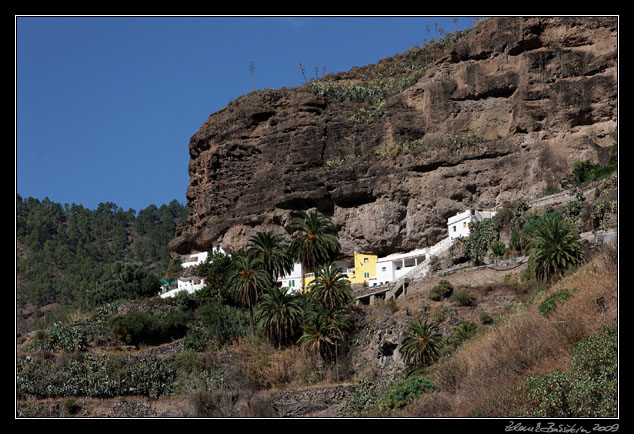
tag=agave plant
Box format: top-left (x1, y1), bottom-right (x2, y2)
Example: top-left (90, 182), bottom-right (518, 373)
top-left (400, 318), bottom-right (443, 369)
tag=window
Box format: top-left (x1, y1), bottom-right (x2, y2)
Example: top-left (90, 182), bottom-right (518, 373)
top-left (289, 280), bottom-right (295, 287)
top-left (464, 222), bottom-right (467, 228)
top-left (453, 225), bottom-right (456, 232)
top-left (364, 272), bottom-right (370, 278)
top-left (364, 258), bottom-right (369, 263)
top-left (381, 267), bottom-right (386, 272)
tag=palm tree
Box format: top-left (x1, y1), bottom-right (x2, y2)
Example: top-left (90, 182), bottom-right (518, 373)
top-left (297, 303), bottom-right (354, 377)
top-left (400, 318), bottom-right (444, 368)
top-left (307, 262), bottom-right (354, 311)
top-left (226, 253), bottom-right (270, 336)
top-left (448, 321), bottom-right (478, 348)
top-left (528, 215), bottom-right (583, 282)
top-left (255, 285), bottom-right (303, 349)
top-left (247, 231), bottom-right (294, 285)
top-left (289, 210), bottom-right (340, 272)
top-left (297, 310), bottom-right (337, 361)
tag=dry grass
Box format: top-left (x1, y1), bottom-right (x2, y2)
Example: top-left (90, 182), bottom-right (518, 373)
top-left (401, 243), bottom-right (618, 417)
top-left (230, 338), bottom-right (326, 390)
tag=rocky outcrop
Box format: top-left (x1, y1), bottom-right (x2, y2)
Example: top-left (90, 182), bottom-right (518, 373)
top-left (169, 16), bottom-right (617, 258)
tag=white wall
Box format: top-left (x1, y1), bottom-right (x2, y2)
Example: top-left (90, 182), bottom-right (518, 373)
top-left (448, 210), bottom-right (472, 239)
top-left (374, 249), bottom-right (427, 285)
top-left (447, 210), bottom-right (497, 240)
top-left (277, 263), bottom-right (304, 292)
top-left (181, 251), bottom-right (209, 268)
top-left (160, 277), bottom-right (206, 298)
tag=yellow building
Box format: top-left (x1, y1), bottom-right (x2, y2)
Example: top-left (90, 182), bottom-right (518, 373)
top-left (302, 272), bottom-right (316, 289)
top-left (348, 252), bottom-right (377, 286)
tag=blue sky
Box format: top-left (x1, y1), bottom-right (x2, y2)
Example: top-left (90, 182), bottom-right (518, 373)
top-left (16, 15), bottom-right (477, 213)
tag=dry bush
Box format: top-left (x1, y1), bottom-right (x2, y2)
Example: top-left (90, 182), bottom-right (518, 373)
top-left (234, 338), bottom-right (320, 390)
top-left (402, 243), bottom-right (617, 417)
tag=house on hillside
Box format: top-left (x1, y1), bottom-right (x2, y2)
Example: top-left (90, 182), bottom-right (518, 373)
top-left (277, 262), bottom-right (305, 292)
top-left (159, 276), bottom-right (206, 298)
top-left (347, 252), bottom-right (378, 287)
top-left (372, 248), bottom-right (428, 287)
top-left (180, 244), bottom-right (227, 269)
top-left (447, 209), bottom-right (497, 240)
top-left (277, 258), bottom-right (355, 292)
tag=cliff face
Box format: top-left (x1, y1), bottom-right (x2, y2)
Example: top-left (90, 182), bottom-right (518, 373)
top-left (168, 16), bottom-right (617, 258)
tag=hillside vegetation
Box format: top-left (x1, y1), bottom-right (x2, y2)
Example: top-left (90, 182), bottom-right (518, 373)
top-left (16, 196), bottom-right (187, 333)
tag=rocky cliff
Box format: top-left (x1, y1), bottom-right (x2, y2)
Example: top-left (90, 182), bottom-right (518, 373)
top-left (168, 16), bottom-right (617, 258)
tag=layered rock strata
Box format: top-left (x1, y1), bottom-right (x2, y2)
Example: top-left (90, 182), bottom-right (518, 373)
top-left (169, 16), bottom-right (617, 258)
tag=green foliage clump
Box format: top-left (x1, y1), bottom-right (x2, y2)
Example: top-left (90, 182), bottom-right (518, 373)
top-left (195, 250), bottom-right (234, 303)
top-left (400, 318), bottom-right (443, 370)
top-left (379, 376), bottom-right (436, 411)
top-left (17, 354), bottom-right (175, 399)
top-left (449, 289), bottom-right (477, 307)
top-left (441, 130), bottom-right (484, 153)
top-left (491, 241), bottom-right (507, 258)
top-left (337, 376), bottom-right (393, 417)
top-left (16, 196), bottom-right (186, 311)
top-left (167, 351), bottom-right (225, 393)
top-left (429, 279), bottom-right (454, 301)
top-left (479, 310), bottom-right (493, 325)
top-left (528, 215), bottom-right (583, 282)
top-left (564, 129), bottom-right (617, 189)
top-left (447, 321), bottom-right (479, 348)
top-left (109, 310), bottom-right (190, 347)
top-left (195, 301), bottom-right (250, 346)
top-left (29, 325), bottom-right (88, 353)
top-left (63, 398), bottom-right (82, 415)
top-left (459, 218), bottom-right (499, 265)
top-left (89, 262), bottom-right (161, 307)
top-left (518, 323), bottom-right (617, 417)
top-left (590, 200), bottom-right (617, 231)
top-left (538, 288), bottom-right (573, 317)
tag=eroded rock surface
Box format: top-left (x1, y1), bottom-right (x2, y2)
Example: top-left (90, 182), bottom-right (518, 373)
top-left (169, 16), bottom-right (617, 258)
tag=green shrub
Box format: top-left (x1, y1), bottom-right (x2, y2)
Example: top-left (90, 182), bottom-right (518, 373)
top-left (337, 376), bottom-right (389, 416)
top-left (17, 354), bottom-right (176, 399)
top-left (109, 311), bottom-right (155, 346)
top-left (183, 327), bottom-right (213, 352)
top-left (63, 398), bottom-right (82, 415)
top-left (379, 376), bottom-right (436, 411)
top-left (109, 310), bottom-right (190, 346)
top-left (429, 280), bottom-right (454, 301)
top-left (196, 302), bottom-right (250, 345)
top-left (519, 323), bottom-right (617, 417)
top-left (449, 290), bottom-right (477, 306)
top-left (479, 310), bottom-right (493, 325)
top-left (538, 288), bottom-right (572, 317)
top-left (29, 325), bottom-right (88, 353)
top-left (167, 351), bottom-right (225, 394)
top-left (491, 241), bottom-right (507, 258)
top-left (448, 321), bottom-right (478, 348)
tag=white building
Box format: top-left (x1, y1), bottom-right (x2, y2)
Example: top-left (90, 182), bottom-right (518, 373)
top-left (180, 244), bottom-right (227, 268)
top-left (160, 276), bottom-right (206, 298)
top-left (277, 263), bottom-right (304, 292)
top-left (181, 251), bottom-right (209, 268)
top-left (447, 209), bottom-right (497, 240)
top-left (372, 248), bottom-right (428, 287)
